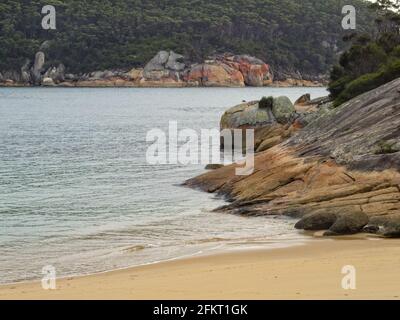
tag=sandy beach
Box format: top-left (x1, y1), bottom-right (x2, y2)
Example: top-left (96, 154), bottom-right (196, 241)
top-left (1, 237), bottom-right (400, 300)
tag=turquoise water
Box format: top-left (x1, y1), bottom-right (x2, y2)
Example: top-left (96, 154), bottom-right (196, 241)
top-left (0, 87), bottom-right (327, 284)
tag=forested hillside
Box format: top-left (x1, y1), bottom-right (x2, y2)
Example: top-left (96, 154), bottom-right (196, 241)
top-left (0, 0), bottom-right (375, 76)
top-left (329, 0), bottom-right (400, 106)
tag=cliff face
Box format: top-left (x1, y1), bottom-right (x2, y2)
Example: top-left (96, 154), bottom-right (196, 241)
top-left (186, 78), bottom-right (400, 237)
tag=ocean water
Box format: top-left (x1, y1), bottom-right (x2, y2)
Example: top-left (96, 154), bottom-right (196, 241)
top-left (0, 87), bottom-right (327, 284)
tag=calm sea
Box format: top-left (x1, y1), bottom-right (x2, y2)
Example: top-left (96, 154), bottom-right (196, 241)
top-left (0, 87), bottom-right (327, 284)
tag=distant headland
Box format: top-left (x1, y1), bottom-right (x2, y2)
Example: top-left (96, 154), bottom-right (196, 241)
top-left (0, 50), bottom-right (325, 88)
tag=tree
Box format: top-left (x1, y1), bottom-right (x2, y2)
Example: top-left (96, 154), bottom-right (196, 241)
top-left (328, 0), bottom-right (400, 106)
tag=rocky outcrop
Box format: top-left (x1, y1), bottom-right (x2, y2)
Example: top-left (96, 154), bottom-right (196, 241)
top-left (220, 97), bottom-right (302, 152)
top-left (43, 64), bottom-right (66, 83)
top-left (186, 78), bottom-right (400, 237)
top-left (139, 50), bottom-right (186, 87)
top-left (1, 50), bottom-right (283, 88)
top-left (186, 62), bottom-right (245, 87)
top-left (42, 77), bottom-right (55, 86)
top-left (220, 54), bottom-right (273, 86)
top-left (31, 52), bottom-right (45, 85)
top-left (294, 94), bottom-right (311, 106)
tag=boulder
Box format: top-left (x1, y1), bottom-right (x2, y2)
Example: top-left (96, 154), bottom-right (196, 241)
top-left (42, 77), bottom-right (55, 86)
top-left (295, 210), bottom-right (337, 230)
top-left (294, 94), bottom-right (311, 106)
top-left (324, 210), bottom-right (369, 236)
top-left (216, 54), bottom-right (273, 86)
top-left (31, 51), bottom-right (45, 85)
top-left (44, 64), bottom-right (65, 83)
top-left (272, 96), bottom-right (296, 124)
top-left (65, 73), bottom-right (78, 81)
top-left (89, 70), bottom-right (119, 80)
top-left (364, 214), bottom-right (400, 237)
top-left (187, 63), bottom-right (245, 87)
top-left (220, 101), bottom-right (274, 130)
top-left (144, 51), bottom-right (170, 72)
top-left (125, 68), bottom-right (143, 81)
top-left (234, 55), bottom-right (273, 86)
top-left (220, 97), bottom-right (297, 151)
top-left (166, 51), bottom-right (186, 71)
top-left (89, 71), bottom-right (106, 80)
top-left (139, 51), bottom-right (186, 87)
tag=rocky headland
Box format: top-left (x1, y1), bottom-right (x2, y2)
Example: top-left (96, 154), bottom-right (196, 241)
top-left (186, 78), bottom-right (400, 237)
top-left (0, 50), bottom-right (324, 88)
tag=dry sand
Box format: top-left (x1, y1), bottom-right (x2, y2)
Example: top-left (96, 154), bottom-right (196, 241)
top-left (1, 237), bottom-right (400, 300)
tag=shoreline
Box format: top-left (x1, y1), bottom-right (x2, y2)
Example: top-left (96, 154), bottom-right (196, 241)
top-left (0, 82), bottom-right (326, 89)
top-left (2, 236), bottom-right (400, 300)
top-left (0, 235), bottom-right (309, 288)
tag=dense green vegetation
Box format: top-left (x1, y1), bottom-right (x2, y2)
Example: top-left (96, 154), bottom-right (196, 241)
top-left (0, 0), bottom-right (374, 75)
top-left (329, 0), bottom-right (400, 106)
top-left (259, 96), bottom-right (274, 109)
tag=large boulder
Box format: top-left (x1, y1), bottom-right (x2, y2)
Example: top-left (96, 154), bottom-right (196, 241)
top-left (43, 64), bottom-right (65, 83)
top-left (134, 50), bottom-right (188, 86)
top-left (221, 101), bottom-right (274, 130)
top-left (42, 77), bottom-right (55, 86)
top-left (143, 50), bottom-right (186, 84)
top-left (295, 208), bottom-right (369, 235)
top-left (187, 63), bottom-right (245, 87)
top-left (125, 68), bottom-right (143, 82)
top-left (166, 51), bottom-right (186, 71)
top-left (144, 50), bottom-right (170, 72)
top-left (364, 214), bottom-right (400, 237)
top-left (294, 94), bottom-right (311, 106)
top-left (220, 96), bottom-right (297, 151)
top-left (272, 96), bottom-right (296, 124)
top-left (233, 55), bottom-right (273, 86)
top-left (31, 51), bottom-right (45, 85)
top-left (295, 210), bottom-right (337, 230)
top-left (220, 97), bottom-right (296, 130)
top-left (325, 210), bottom-right (369, 236)
top-left (216, 54), bottom-right (273, 86)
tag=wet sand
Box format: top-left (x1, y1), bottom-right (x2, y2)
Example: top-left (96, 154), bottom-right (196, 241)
top-left (1, 238), bottom-right (400, 300)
